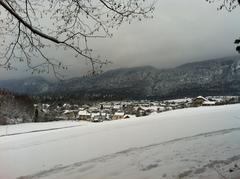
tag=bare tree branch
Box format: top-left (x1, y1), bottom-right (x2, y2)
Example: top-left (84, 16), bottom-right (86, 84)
top-left (0, 0), bottom-right (155, 78)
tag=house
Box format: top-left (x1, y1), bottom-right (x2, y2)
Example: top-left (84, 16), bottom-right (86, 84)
top-left (112, 104), bottom-right (122, 111)
top-left (124, 115), bottom-right (130, 119)
top-left (141, 106), bottom-right (158, 114)
top-left (191, 96), bottom-right (217, 107)
top-left (136, 107), bottom-right (147, 117)
top-left (191, 96), bottom-right (208, 107)
top-left (88, 107), bottom-right (99, 113)
top-left (42, 103), bottom-right (50, 109)
top-left (157, 107), bottom-right (165, 113)
top-left (63, 103), bottom-right (71, 109)
top-left (112, 111), bottom-right (125, 120)
top-left (63, 110), bottom-right (78, 120)
top-left (91, 112), bottom-right (106, 122)
top-left (123, 104), bottom-right (136, 115)
top-left (102, 104), bottom-right (112, 110)
top-left (82, 104), bottom-right (90, 109)
top-left (78, 110), bottom-right (91, 121)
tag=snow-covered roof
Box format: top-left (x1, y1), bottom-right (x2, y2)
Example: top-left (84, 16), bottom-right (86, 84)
top-left (101, 113), bottom-right (107, 116)
top-left (133, 107), bottom-right (139, 110)
top-left (63, 110), bottom-right (70, 114)
top-left (140, 106), bottom-right (159, 111)
top-left (114, 112), bottom-right (124, 116)
top-left (78, 110), bottom-right (91, 116)
top-left (203, 101), bottom-right (216, 105)
top-left (43, 104), bottom-right (50, 108)
top-left (113, 105), bottom-right (121, 109)
top-left (63, 103), bottom-right (71, 108)
top-left (89, 107), bottom-right (99, 111)
top-left (63, 110), bottom-right (75, 114)
top-left (91, 112), bottom-right (101, 117)
top-left (195, 96), bottom-right (208, 101)
top-left (103, 105), bottom-right (112, 109)
top-left (41, 109), bottom-right (48, 113)
top-left (157, 107), bottom-right (165, 111)
top-left (165, 98), bottom-right (191, 103)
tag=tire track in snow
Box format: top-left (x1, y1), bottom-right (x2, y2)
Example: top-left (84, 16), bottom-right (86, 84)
top-left (0, 125), bottom-right (83, 138)
top-left (17, 127), bottom-right (240, 179)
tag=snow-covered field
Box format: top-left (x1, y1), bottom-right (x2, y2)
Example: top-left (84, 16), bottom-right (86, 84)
top-left (1, 104), bottom-right (240, 179)
top-left (0, 121), bottom-right (89, 137)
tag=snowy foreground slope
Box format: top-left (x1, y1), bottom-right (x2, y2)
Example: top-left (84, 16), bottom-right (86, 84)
top-left (0, 121), bottom-right (88, 137)
top-left (1, 105), bottom-right (240, 179)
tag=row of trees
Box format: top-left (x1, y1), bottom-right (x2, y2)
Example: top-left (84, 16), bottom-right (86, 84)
top-left (0, 91), bottom-right (34, 125)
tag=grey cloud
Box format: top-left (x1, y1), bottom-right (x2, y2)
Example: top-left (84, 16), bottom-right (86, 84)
top-left (0, 0), bottom-right (240, 80)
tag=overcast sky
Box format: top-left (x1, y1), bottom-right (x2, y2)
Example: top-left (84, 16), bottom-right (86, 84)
top-left (0, 0), bottom-right (240, 80)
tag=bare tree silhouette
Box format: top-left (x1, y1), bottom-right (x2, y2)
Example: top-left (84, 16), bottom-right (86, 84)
top-left (0, 0), bottom-right (155, 78)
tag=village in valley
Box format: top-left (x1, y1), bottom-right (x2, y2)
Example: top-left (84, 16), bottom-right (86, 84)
top-left (1, 86), bottom-right (240, 125)
top-left (33, 95), bottom-right (240, 123)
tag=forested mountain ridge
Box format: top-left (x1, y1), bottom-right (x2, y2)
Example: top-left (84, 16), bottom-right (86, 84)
top-left (1, 56), bottom-right (240, 100)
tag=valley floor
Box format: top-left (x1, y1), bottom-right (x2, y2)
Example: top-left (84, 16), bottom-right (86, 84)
top-left (1, 104), bottom-right (240, 179)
